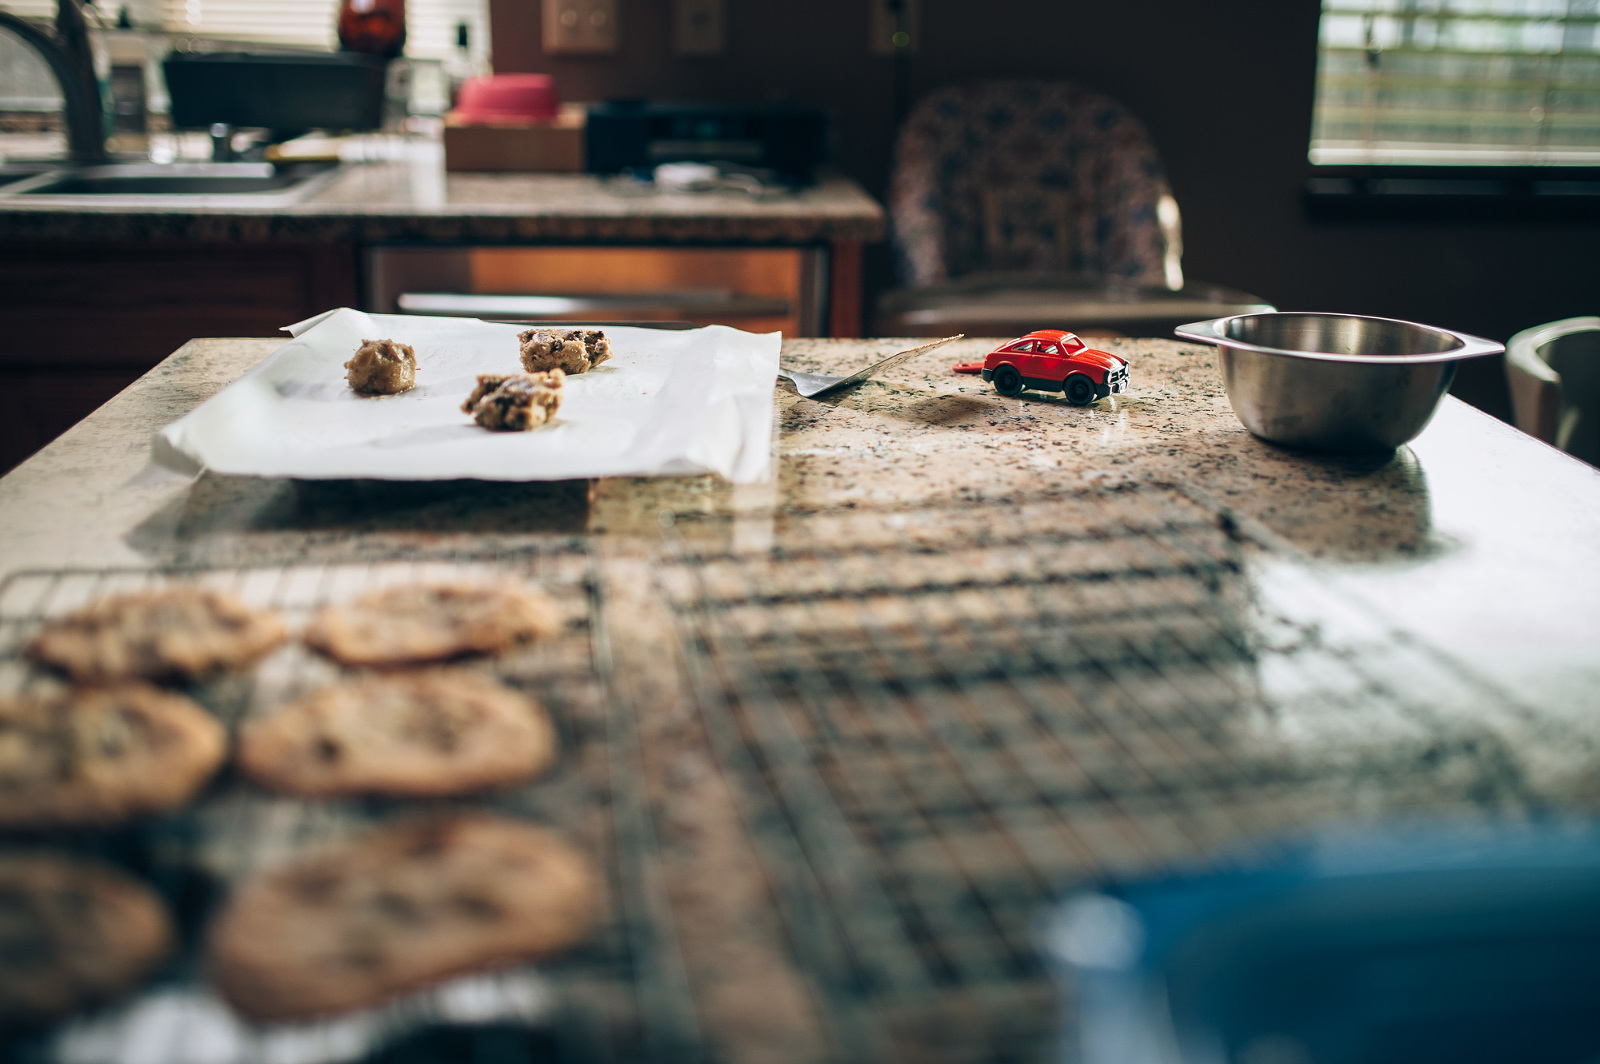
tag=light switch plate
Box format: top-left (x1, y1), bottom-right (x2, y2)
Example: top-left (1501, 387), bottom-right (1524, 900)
top-left (673, 0), bottom-right (726, 56)
top-left (543, 0), bottom-right (620, 54)
top-left (868, 0), bottom-right (920, 54)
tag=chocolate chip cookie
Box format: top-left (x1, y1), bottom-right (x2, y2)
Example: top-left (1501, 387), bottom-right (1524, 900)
top-left (461, 370), bottom-right (563, 431)
top-left (208, 814), bottom-right (597, 1021)
top-left (0, 684), bottom-right (227, 829)
top-left (239, 671), bottom-right (557, 798)
top-left (345, 338), bottom-right (417, 395)
top-left (517, 328), bottom-right (611, 375)
top-left (0, 852), bottom-right (174, 1027)
top-left (304, 583), bottom-right (558, 667)
top-left (25, 586), bottom-right (287, 684)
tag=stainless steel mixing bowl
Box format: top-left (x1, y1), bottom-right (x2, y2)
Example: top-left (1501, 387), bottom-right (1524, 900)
top-left (1174, 312), bottom-right (1504, 452)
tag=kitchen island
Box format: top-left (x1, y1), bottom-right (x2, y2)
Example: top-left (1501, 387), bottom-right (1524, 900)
top-left (2, 334), bottom-right (1598, 1063)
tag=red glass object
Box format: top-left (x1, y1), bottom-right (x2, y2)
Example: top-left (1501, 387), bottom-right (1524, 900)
top-left (338, 0), bottom-right (406, 59)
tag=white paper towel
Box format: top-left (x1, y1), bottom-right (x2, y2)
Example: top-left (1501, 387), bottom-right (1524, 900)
top-left (155, 309), bottom-right (781, 483)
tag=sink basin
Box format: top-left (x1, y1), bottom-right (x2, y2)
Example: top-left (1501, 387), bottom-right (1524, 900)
top-left (0, 161), bottom-right (62, 188)
top-left (0, 161), bottom-right (341, 203)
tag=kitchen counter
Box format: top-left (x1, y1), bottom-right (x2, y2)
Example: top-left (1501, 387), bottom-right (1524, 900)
top-left (0, 147), bottom-right (885, 245)
top-left (0, 142), bottom-right (885, 472)
top-left (5, 333), bottom-right (1595, 703)
top-left (3, 334), bottom-right (1599, 1063)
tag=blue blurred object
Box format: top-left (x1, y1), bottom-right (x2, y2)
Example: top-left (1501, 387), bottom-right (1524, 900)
top-left (1043, 822), bottom-right (1600, 1064)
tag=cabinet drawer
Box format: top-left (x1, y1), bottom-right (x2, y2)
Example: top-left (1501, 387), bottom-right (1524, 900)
top-left (366, 245), bottom-right (824, 337)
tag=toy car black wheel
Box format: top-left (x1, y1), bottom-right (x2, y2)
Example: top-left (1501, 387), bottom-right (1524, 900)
top-left (1064, 373), bottom-right (1096, 406)
top-left (993, 365), bottom-right (1024, 397)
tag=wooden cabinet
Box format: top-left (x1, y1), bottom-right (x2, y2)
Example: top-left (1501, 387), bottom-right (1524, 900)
top-left (0, 242), bottom-right (357, 474)
top-left (364, 245), bottom-right (834, 337)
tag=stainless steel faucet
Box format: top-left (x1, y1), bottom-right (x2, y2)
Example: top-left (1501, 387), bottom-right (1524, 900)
top-left (0, 0), bottom-right (106, 164)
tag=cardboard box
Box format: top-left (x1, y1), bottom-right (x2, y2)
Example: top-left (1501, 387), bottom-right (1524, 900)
top-left (443, 103), bottom-right (586, 172)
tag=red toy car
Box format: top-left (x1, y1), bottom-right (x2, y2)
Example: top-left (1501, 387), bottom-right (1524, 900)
top-left (953, 330), bottom-right (1129, 405)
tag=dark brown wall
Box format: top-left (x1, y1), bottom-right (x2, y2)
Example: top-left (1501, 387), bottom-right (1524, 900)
top-left (492, 0), bottom-right (1600, 419)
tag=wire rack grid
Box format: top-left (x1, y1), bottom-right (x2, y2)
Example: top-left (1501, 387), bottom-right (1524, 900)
top-left (0, 548), bottom-right (698, 1064)
top-left (651, 481), bottom-right (1554, 1064)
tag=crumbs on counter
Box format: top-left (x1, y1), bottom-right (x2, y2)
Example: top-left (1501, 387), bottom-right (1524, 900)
top-left (344, 338), bottom-right (417, 395)
top-left (461, 370), bottom-right (564, 431)
top-left (518, 327), bottom-right (611, 375)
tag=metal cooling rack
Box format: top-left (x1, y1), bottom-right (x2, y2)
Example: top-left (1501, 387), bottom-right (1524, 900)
top-left (0, 482), bottom-right (1574, 1064)
top-left (0, 550), bottom-right (699, 1064)
top-left (653, 481), bottom-right (1556, 1064)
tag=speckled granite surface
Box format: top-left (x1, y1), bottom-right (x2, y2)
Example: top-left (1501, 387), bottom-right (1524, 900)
top-left (4, 333), bottom-right (1600, 1063)
top-left (0, 161), bottom-right (885, 244)
top-left (2, 333), bottom-right (1596, 707)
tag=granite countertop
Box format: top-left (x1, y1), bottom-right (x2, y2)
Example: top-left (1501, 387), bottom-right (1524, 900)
top-left (3, 334), bottom-right (1600, 1062)
top-left (3, 333), bottom-right (1596, 704)
top-left (0, 142), bottom-right (885, 244)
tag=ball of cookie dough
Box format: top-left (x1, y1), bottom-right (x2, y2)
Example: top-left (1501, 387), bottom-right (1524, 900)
top-left (517, 328), bottom-right (610, 375)
top-left (345, 338), bottom-right (417, 395)
top-left (462, 370), bottom-right (563, 432)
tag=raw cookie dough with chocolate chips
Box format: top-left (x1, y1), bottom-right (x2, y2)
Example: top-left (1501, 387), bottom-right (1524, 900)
top-left (25, 586), bottom-right (287, 685)
top-left (304, 583), bottom-right (559, 667)
top-left (345, 338), bottom-right (417, 395)
top-left (461, 370), bottom-right (563, 432)
top-left (0, 852), bottom-right (175, 1027)
top-left (208, 814), bottom-right (598, 1020)
top-left (239, 670), bottom-right (558, 798)
top-left (0, 684), bottom-right (227, 829)
top-left (518, 328), bottom-right (611, 375)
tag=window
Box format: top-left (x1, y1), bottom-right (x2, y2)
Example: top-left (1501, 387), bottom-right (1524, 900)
top-left (1311, 0), bottom-right (1600, 166)
top-left (0, 0), bottom-right (489, 62)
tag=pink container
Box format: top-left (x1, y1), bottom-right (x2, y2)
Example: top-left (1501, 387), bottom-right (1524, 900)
top-left (454, 74), bottom-right (559, 121)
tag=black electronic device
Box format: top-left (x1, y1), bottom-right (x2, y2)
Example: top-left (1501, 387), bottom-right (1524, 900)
top-left (163, 52), bottom-right (388, 138)
top-left (584, 101), bottom-right (827, 184)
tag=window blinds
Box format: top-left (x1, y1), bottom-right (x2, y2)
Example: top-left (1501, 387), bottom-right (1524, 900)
top-left (1312, 0), bottom-right (1600, 164)
top-left (0, 0), bottom-right (487, 60)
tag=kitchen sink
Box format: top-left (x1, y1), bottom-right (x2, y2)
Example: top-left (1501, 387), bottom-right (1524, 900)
top-left (0, 160), bottom-right (342, 203)
top-left (0, 161), bottom-right (62, 188)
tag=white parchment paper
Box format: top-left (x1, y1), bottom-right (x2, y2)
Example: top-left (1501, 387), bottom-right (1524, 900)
top-left (154, 309), bottom-right (780, 483)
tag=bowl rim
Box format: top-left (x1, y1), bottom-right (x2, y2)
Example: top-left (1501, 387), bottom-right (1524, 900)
top-left (1174, 311), bottom-right (1504, 365)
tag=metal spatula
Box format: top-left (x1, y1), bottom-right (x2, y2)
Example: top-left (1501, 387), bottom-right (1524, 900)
top-left (778, 335), bottom-right (962, 399)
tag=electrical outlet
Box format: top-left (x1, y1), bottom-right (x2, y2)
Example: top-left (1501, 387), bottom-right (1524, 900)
top-left (543, 0), bottom-right (620, 54)
top-left (673, 0), bottom-right (726, 56)
top-left (869, 0), bottom-right (919, 54)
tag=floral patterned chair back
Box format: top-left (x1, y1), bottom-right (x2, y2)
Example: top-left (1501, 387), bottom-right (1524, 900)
top-left (889, 80), bottom-right (1172, 288)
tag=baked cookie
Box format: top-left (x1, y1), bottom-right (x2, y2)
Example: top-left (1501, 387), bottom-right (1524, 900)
top-left (208, 814), bottom-right (597, 1021)
top-left (345, 338), bottom-right (417, 395)
top-left (0, 852), bottom-right (174, 1027)
top-left (517, 328), bottom-right (611, 375)
top-left (239, 670), bottom-right (557, 798)
top-left (0, 684), bottom-right (227, 829)
top-left (461, 370), bottom-right (563, 431)
top-left (304, 583), bottom-right (558, 667)
top-left (25, 586), bottom-right (287, 684)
